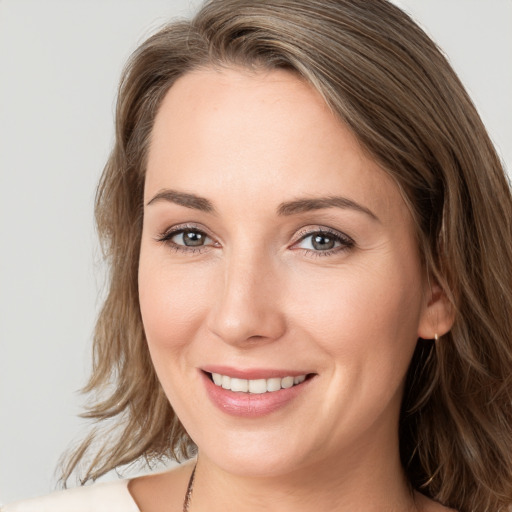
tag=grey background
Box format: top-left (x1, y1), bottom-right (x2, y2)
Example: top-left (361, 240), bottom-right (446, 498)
top-left (1, 0), bottom-right (510, 504)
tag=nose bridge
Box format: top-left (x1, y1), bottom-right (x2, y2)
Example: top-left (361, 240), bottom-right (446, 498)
top-left (207, 243), bottom-right (286, 345)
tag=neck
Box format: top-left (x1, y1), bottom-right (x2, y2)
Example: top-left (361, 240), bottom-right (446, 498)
top-left (189, 446), bottom-right (418, 512)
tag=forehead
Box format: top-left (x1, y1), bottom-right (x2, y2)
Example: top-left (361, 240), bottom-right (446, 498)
top-left (145, 67), bottom-right (406, 225)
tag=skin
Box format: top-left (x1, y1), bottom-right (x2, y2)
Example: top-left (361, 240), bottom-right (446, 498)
top-left (130, 67), bottom-right (454, 512)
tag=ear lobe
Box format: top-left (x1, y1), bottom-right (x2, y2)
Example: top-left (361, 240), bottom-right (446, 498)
top-left (417, 282), bottom-right (455, 339)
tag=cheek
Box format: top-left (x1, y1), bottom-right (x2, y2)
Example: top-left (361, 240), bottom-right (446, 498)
top-left (289, 259), bottom-right (424, 437)
top-left (288, 255), bottom-right (424, 377)
top-left (294, 264), bottom-right (421, 332)
top-left (138, 250), bottom-right (212, 356)
top-left (138, 252), bottom-right (216, 419)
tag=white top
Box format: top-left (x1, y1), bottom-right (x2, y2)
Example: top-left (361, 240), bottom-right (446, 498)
top-left (1, 479), bottom-right (140, 512)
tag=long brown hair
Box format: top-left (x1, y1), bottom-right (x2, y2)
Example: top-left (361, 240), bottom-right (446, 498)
top-left (58, 1), bottom-right (512, 510)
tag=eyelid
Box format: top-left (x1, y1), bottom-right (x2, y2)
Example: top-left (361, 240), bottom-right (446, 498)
top-left (157, 222), bottom-right (215, 241)
top-left (155, 223), bottom-right (220, 253)
top-left (290, 226), bottom-right (355, 257)
top-left (292, 226), bottom-right (354, 245)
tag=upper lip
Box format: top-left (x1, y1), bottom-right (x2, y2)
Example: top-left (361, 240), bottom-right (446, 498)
top-left (201, 365), bottom-right (313, 380)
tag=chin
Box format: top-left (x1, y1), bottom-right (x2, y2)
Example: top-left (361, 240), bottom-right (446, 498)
top-left (190, 426), bottom-right (315, 478)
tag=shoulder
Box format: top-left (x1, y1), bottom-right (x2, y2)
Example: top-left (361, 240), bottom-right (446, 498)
top-left (1, 479), bottom-right (140, 512)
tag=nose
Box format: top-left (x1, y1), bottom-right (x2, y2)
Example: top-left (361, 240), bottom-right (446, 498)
top-left (206, 251), bottom-right (287, 347)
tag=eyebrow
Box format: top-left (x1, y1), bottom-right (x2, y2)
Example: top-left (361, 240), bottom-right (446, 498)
top-left (147, 189), bottom-right (215, 213)
top-left (277, 196), bottom-right (379, 221)
top-left (147, 189), bottom-right (378, 221)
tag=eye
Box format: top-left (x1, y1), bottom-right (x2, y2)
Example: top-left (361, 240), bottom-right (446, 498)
top-left (294, 228), bottom-right (354, 256)
top-left (156, 225), bottom-right (217, 253)
top-left (172, 229), bottom-right (212, 247)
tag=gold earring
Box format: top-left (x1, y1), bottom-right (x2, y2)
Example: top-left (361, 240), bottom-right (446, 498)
top-left (434, 333), bottom-right (439, 341)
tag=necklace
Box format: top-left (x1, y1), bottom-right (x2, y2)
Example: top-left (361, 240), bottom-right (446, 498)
top-left (182, 463), bottom-right (197, 512)
top-left (181, 463), bottom-right (422, 512)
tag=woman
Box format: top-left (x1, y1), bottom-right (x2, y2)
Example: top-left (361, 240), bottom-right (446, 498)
top-left (4, 0), bottom-right (511, 511)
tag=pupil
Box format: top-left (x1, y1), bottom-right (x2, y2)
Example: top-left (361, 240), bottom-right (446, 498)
top-left (312, 234), bottom-right (335, 250)
top-left (183, 230), bottom-right (204, 246)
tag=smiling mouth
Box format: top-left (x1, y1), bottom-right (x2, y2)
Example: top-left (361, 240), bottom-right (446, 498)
top-left (206, 372), bottom-right (312, 394)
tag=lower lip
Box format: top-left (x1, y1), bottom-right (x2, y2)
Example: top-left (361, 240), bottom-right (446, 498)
top-left (202, 372), bottom-right (312, 418)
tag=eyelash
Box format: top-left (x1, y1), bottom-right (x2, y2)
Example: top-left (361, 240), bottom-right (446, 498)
top-left (155, 224), bottom-right (215, 254)
top-left (293, 227), bottom-right (355, 257)
top-left (155, 224), bottom-right (355, 258)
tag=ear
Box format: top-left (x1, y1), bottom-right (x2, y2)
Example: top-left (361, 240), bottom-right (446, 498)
top-left (417, 280), bottom-right (455, 339)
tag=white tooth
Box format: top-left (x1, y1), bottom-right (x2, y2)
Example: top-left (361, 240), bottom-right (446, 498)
top-left (249, 379), bottom-right (267, 394)
top-left (230, 378), bottom-right (249, 392)
top-left (221, 375), bottom-right (231, 389)
top-left (281, 376), bottom-right (294, 389)
top-left (266, 378), bottom-right (281, 392)
top-left (212, 373), bottom-right (222, 386)
top-left (294, 375), bottom-right (306, 385)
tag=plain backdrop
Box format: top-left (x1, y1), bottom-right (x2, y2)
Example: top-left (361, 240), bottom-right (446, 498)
top-left (1, 0), bottom-right (511, 504)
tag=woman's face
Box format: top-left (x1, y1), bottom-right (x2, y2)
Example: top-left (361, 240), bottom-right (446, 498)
top-left (139, 67), bottom-right (436, 477)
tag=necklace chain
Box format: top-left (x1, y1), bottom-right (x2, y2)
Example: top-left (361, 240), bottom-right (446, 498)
top-left (182, 463), bottom-right (197, 512)
top-left (181, 462), bottom-right (421, 512)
